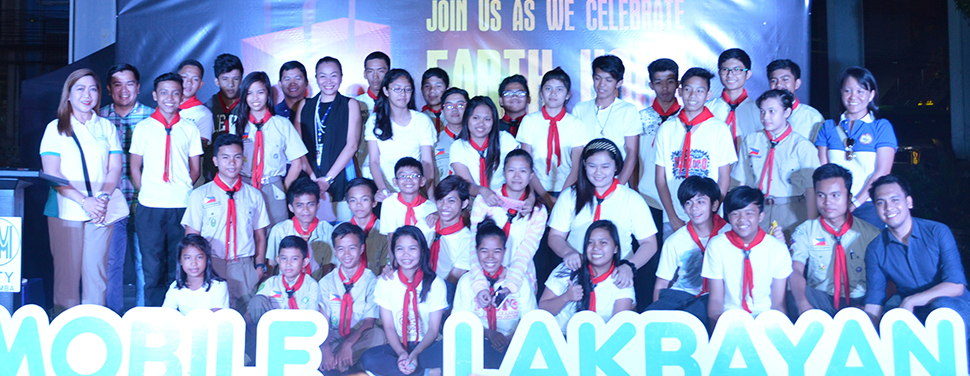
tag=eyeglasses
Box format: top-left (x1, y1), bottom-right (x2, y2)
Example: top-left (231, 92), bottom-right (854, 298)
top-left (443, 103), bottom-right (466, 110)
top-left (396, 173), bottom-right (422, 180)
top-left (390, 87), bottom-right (413, 94)
top-left (502, 90), bottom-right (527, 98)
top-left (720, 67), bottom-right (750, 74)
top-left (844, 138), bottom-right (856, 161)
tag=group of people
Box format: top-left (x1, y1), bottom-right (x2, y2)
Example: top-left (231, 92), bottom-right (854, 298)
top-left (38, 47), bottom-right (969, 375)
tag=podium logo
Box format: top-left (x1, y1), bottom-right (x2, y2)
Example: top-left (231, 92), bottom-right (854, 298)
top-left (0, 217), bottom-right (20, 267)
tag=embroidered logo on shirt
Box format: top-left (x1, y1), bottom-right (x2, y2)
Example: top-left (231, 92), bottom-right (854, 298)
top-left (859, 133), bottom-right (873, 145)
top-left (204, 196), bottom-right (218, 205)
top-left (435, 147), bottom-right (446, 156)
top-left (813, 238), bottom-right (827, 246)
top-left (748, 148), bottom-right (760, 156)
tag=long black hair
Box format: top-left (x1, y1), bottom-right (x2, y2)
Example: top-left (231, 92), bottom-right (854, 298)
top-left (175, 234), bottom-right (225, 291)
top-left (390, 225), bottom-right (436, 302)
top-left (233, 71), bottom-right (275, 137)
top-left (556, 220), bottom-right (621, 312)
top-left (374, 68), bottom-right (417, 141)
top-left (572, 138), bottom-right (624, 215)
top-left (457, 96), bottom-right (502, 185)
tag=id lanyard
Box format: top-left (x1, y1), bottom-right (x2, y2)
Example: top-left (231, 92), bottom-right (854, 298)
top-left (314, 98), bottom-right (334, 170)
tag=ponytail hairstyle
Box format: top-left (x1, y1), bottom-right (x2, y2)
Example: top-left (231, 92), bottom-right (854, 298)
top-left (573, 138), bottom-right (624, 215)
top-left (390, 225), bottom-right (436, 302)
top-left (503, 149), bottom-right (546, 213)
top-left (233, 71), bottom-right (274, 137)
top-left (175, 234), bottom-right (225, 291)
top-left (476, 216), bottom-right (508, 247)
top-left (457, 96), bottom-right (502, 184)
top-left (559, 220), bottom-right (621, 312)
top-left (57, 68), bottom-right (101, 136)
top-left (374, 68), bottom-right (416, 141)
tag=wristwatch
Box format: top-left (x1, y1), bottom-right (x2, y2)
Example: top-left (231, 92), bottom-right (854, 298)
top-left (323, 175), bottom-right (336, 185)
top-left (256, 263), bottom-right (268, 273)
top-left (97, 192), bottom-right (110, 201)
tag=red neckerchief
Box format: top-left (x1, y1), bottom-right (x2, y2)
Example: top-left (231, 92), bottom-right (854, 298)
top-left (588, 262), bottom-right (615, 312)
top-left (293, 217), bottom-right (319, 274)
top-left (758, 125), bottom-right (793, 198)
top-left (338, 264), bottom-right (366, 337)
top-left (399, 269), bottom-right (424, 350)
top-left (593, 179), bottom-right (619, 221)
top-left (282, 272), bottom-right (306, 309)
top-left (218, 95), bottom-right (239, 131)
top-left (542, 106), bottom-right (566, 174)
top-left (688, 215), bottom-right (728, 295)
top-left (443, 126), bottom-right (459, 140)
top-left (501, 185), bottom-right (527, 236)
top-left (248, 111), bottom-right (272, 189)
top-left (721, 89), bottom-right (749, 152)
top-left (430, 219), bottom-right (464, 272)
top-left (397, 194), bottom-right (427, 226)
top-left (352, 215), bottom-right (377, 268)
top-left (150, 109), bottom-right (181, 183)
top-left (501, 114), bottom-right (524, 137)
top-left (820, 216), bottom-right (854, 310)
top-left (179, 96), bottom-right (203, 110)
top-left (725, 228), bottom-right (767, 313)
top-left (652, 98), bottom-right (681, 122)
top-left (675, 108), bottom-right (714, 178)
top-left (792, 97), bottom-right (800, 110)
top-left (213, 175), bottom-right (241, 260)
top-left (471, 137), bottom-right (489, 186)
top-left (367, 88), bottom-right (378, 100)
top-left (483, 266), bottom-right (504, 331)
top-left (423, 105), bottom-right (443, 132)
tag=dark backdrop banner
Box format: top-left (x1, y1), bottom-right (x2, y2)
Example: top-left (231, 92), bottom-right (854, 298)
top-left (117, 0), bottom-right (810, 110)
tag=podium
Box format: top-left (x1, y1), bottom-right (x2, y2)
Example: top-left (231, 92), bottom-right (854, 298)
top-left (0, 169), bottom-right (67, 313)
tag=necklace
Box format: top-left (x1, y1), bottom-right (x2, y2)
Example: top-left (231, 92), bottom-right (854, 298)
top-left (595, 101), bottom-right (614, 136)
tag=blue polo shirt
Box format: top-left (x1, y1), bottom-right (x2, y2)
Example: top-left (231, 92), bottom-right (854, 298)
top-left (864, 218), bottom-right (970, 306)
top-left (814, 113), bottom-right (897, 197)
top-left (274, 100), bottom-right (293, 120)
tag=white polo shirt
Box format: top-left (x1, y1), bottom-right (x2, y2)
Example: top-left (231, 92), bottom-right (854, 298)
top-left (548, 185), bottom-right (657, 260)
top-left (318, 267), bottom-right (379, 334)
top-left (707, 92), bottom-right (761, 141)
top-left (515, 110), bottom-right (586, 192)
top-left (654, 114), bottom-right (737, 222)
top-left (449, 131), bottom-right (519, 191)
top-left (228, 115), bottom-right (307, 182)
top-left (572, 99), bottom-right (642, 158)
top-left (255, 274), bottom-right (320, 310)
top-left (431, 226), bottom-right (475, 279)
top-left (130, 115), bottom-right (203, 208)
top-left (789, 101), bottom-right (825, 142)
top-left (790, 217), bottom-right (880, 298)
top-left (179, 100), bottom-right (214, 142)
top-left (181, 181), bottom-right (271, 260)
top-left (656, 221), bottom-right (732, 296)
top-left (544, 263), bottom-right (635, 333)
top-left (453, 271), bottom-right (537, 337)
top-left (39, 114), bottom-right (123, 221)
top-left (734, 130), bottom-right (819, 198)
top-left (266, 218), bottom-right (336, 272)
top-left (379, 193), bottom-right (438, 235)
top-left (701, 233), bottom-right (792, 316)
top-left (373, 270), bottom-right (450, 343)
top-left (363, 110), bottom-right (437, 190)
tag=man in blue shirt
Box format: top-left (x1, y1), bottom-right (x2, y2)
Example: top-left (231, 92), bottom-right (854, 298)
top-left (863, 175), bottom-right (970, 337)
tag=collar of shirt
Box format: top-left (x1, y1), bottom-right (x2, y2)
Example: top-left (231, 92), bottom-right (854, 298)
top-left (839, 112), bottom-right (874, 124)
top-left (886, 217), bottom-right (922, 246)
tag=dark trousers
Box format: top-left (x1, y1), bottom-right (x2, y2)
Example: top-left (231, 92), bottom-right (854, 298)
top-left (646, 289), bottom-right (709, 329)
top-left (635, 206), bottom-right (666, 311)
top-left (136, 204), bottom-right (186, 306)
top-left (482, 337), bottom-right (507, 369)
top-left (360, 341), bottom-right (443, 376)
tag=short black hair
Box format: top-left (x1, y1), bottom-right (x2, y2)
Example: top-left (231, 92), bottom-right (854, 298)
top-left (498, 74), bottom-right (529, 98)
top-left (213, 53), bottom-right (243, 78)
top-left (680, 68), bottom-right (714, 89)
top-left (278, 235), bottom-right (309, 258)
top-left (540, 67), bottom-right (571, 104)
top-left (364, 51), bottom-right (391, 67)
top-left (677, 176), bottom-right (721, 206)
top-left (755, 89), bottom-right (795, 110)
top-left (345, 177), bottom-right (378, 198)
top-left (812, 164), bottom-right (853, 193)
top-left (868, 174), bottom-right (912, 201)
top-left (316, 56), bottom-right (342, 75)
top-left (107, 63), bottom-right (140, 83)
top-left (592, 55), bottom-right (624, 81)
top-left (434, 175), bottom-right (470, 202)
top-left (332, 222), bottom-right (365, 246)
top-left (648, 58), bottom-right (679, 81)
top-left (422, 67), bottom-right (450, 88)
top-left (441, 87), bottom-right (469, 103)
top-left (279, 60), bottom-right (307, 82)
top-left (212, 133), bottom-right (243, 155)
top-left (766, 59), bottom-right (801, 80)
top-left (718, 48), bottom-right (751, 70)
top-left (393, 157), bottom-right (423, 175)
top-left (287, 176), bottom-right (320, 205)
top-left (153, 72), bottom-right (183, 90)
top-left (177, 59), bottom-right (204, 77)
top-left (723, 186), bottom-right (764, 216)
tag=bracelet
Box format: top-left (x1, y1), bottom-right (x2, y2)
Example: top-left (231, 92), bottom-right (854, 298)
top-left (617, 259), bottom-right (637, 273)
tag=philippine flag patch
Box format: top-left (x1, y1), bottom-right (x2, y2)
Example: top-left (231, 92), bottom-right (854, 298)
top-left (749, 148), bottom-right (760, 156)
top-left (435, 147), bottom-right (446, 156)
top-left (204, 196), bottom-right (217, 205)
top-left (813, 238), bottom-right (827, 246)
